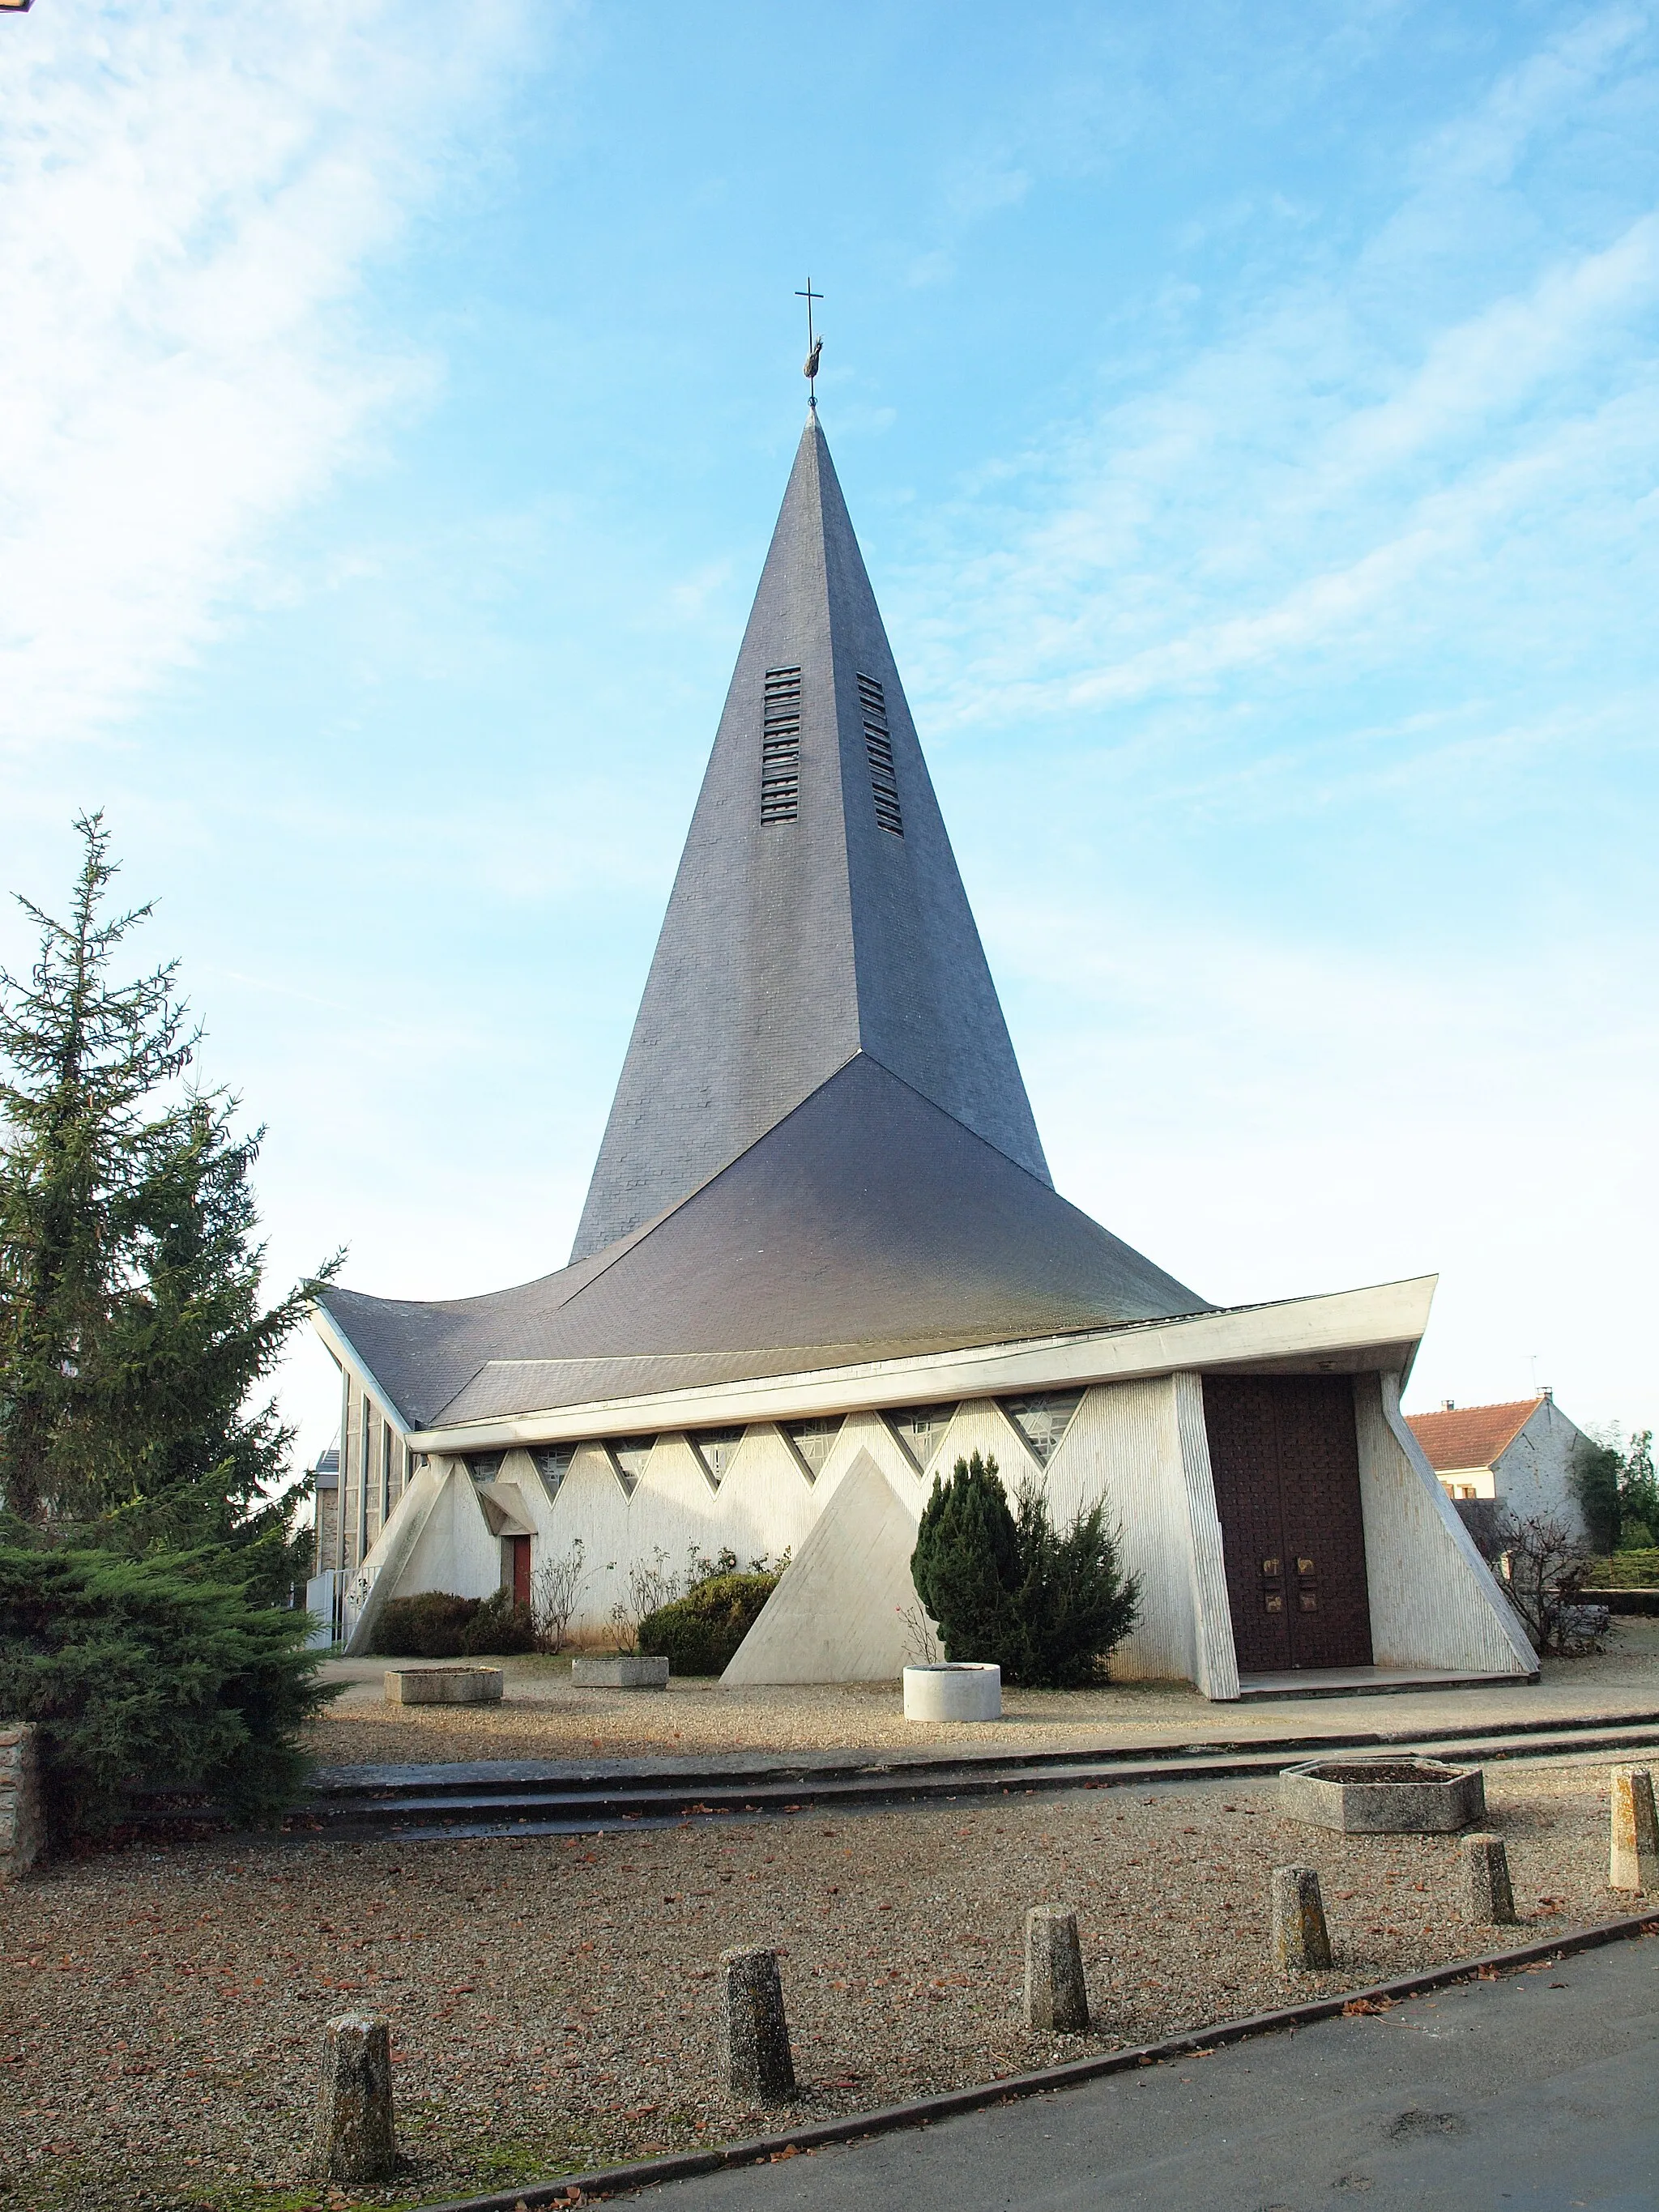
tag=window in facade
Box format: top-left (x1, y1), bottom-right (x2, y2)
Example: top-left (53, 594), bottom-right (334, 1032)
top-left (359, 1393), bottom-right (373, 1556)
top-left (689, 1426), bottom-right (745, 1490)
top-left (603, 1434), bottom-right (657, 1497)
top-left (761, 666), bottom-right (802, 824)
top-left (380, 1421), bottom-right (392, 1524)
top-left (468, 1452), bottom-right (505, 1484)
top-left (530, 1444), bottom-right (578, 1502)
top-left (780, 1415), bottom-right (843, 1483)
top-left (883, 1403), bottom-right (957, 1474)
top-left (857, 673), bottom-right (903, 835)
top-left (1000, 1390), bottom-right (1086, 1468)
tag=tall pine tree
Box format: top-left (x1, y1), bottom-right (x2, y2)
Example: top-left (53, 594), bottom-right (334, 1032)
top-left (0, 815), bottom-right (335, 1587)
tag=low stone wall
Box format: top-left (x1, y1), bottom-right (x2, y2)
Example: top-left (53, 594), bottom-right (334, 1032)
top-left (0, 1724), bottom-right (44, 1881)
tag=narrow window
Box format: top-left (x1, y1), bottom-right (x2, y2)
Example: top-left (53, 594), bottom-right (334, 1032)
top-left (857, 673), bottom-right (903, 836)
top-left (380, 1421), bottom-right (392, 1524)
top-left (359, 1392), bottom-right (372, 1558)
top-left (761, 666), bottom-right (801, 823)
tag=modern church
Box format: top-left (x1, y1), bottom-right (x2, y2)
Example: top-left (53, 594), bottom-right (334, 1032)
top-left (312, 406), bottom-right (1537, 1699)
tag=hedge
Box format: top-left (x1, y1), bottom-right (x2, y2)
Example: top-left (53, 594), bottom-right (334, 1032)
top-left (638, 1571), bottom-right (778, 1676)
top-left (371, 1588), bottom-right (536, 1657)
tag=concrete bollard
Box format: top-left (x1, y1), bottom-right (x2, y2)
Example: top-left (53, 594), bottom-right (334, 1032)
top-left (1610, 1767), bottom-right (1659, 1893)
top-left (0, 1725), bottom-right (45, 1882)
top-left (1272, 1865), bottom-right (1333, 1971)
top-left (721, 1946), bottom-right (796, 2103)
top-left (1460, 1833), bottom-right (1518, 1924)
top-left (312, 2013), bottom-right (398, 2183)
top-left (1023, 1906), bottom-right (1089, 2032)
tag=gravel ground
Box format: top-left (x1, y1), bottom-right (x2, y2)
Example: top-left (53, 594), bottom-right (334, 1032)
top-left (0, 1758), bottom-right (1640, 2211)
top-left (304, 1626), bottom-right (1659, 1770)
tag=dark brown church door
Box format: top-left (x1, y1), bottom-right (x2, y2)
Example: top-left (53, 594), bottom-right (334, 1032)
top-left (1202, 1374), bottom-right (1373, 1673)
top-left (507, 1535), bottom-right (531, 1610)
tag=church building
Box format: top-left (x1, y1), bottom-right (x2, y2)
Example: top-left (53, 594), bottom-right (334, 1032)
top-left (311, 407), bottom-right (1537, 1699)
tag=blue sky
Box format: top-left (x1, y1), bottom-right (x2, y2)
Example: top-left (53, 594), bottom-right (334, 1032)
top-left (2, 0), bottom-right (1655, 1467)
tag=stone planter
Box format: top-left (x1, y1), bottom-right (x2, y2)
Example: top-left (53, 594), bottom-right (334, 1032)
top-left (383, 1666), bottom-right (504, 1707)
top-left (1280, 1755), bottom-right (1486, 1834)
top-left (572, 1656), bottom-right (670, 1690)
top-left (903, 1662), bottom-right (1001, 1723)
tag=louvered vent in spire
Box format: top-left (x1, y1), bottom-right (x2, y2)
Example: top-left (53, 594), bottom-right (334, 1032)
top-left (858, 673), bottom-right (903, 836)
top-left (761, 666), bottom-right (802, 824)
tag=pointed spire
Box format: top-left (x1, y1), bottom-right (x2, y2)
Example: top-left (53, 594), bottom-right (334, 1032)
top-left (571, 413), bottom-right (1051, 1263)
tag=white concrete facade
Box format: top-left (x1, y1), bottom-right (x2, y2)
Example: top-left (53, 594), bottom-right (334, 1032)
top-left (315, 1275), bottom-right (1538, 1698)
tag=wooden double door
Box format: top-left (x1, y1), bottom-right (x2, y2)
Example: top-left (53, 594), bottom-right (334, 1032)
top-left (1203, 1373), bottom-right (1373, 1673)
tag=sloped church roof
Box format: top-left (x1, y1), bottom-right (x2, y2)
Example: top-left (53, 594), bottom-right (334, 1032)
top-left (320, 412), bottom-right (1207, 1432)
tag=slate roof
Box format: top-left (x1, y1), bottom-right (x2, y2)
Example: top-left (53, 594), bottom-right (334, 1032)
top-left (1406, 1399), bottom-right (1544, 1471)
top-left (322, 1055), bottom-right (1208, 1432)
top-left (318, 409), bottom-right (1210, 1434)
top-left (570, 411), bottom-right (1050, 1262)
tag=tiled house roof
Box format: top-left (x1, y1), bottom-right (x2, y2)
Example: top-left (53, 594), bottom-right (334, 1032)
top-left (1406, 1398), bottom-right (1542, 1473)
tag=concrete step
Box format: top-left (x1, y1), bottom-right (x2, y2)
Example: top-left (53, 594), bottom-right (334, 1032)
top-left (296, 1713), bottom-right (1659, 1840)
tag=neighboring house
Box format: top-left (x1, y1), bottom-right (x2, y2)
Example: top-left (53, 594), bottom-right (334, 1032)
top-left (309, 1441), bottom-right (340, 1578)
top-left (1405, 1395), bottom-right (1589, 1536)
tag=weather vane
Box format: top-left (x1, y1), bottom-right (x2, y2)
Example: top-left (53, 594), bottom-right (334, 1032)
top-left (796, 277), bottom-right (823, 407)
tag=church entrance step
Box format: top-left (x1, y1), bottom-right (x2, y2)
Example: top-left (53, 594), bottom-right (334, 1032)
top-left (284, 1707), bottom-right (1659, 1842)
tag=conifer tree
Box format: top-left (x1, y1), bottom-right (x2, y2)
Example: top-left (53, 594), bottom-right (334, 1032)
top-left (0, 815), bottom-right (334, 1579)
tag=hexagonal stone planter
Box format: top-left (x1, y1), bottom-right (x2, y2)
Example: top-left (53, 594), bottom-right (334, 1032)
top-left (384, 1666), bottom-right (504, 1706)
top-left (1280, 1755), bottom-right (1486, 1833)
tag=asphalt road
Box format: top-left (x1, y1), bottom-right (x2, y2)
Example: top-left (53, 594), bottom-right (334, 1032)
top-left (642, 1935), bottom-right (1659, 2212)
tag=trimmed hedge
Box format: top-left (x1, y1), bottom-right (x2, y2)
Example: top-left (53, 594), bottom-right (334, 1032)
top-left (371, 1588), bottom-right (536, 1658)
top-left (638, 1571), bottom-right (778, 1677)
top-left (0, 1542), bottom-right (333, 1842)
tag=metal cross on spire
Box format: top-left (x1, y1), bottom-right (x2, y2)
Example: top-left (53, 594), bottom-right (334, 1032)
top-left (796, 277), bottom-right (823, 407)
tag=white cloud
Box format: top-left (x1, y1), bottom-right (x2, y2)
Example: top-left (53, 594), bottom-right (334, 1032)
top-left (889, 13), bottom-right (1659, 749)
top-left (0, 0), bottom-right (539, 748)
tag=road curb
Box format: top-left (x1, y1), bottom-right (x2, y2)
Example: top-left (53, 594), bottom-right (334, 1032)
top-left (412, 1909), bottom-right (1659, 2210)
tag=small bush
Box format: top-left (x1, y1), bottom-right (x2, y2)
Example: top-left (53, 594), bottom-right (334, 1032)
top-left (1490, 1511), bottom-right (1609, 1656)
top-left (0, 1542), bottom-right (334, 1842)
top-left (911, 1452), bottom-right (1141, 1688)
top-left (459, 1589), bottom-right (537, 1656)
top-left (909, 1451), bottom-right (1023, 1670)
top-left (638, 1571), bottom-right (778, 1676)
top-left (371, 1591), bottom-right (479, 1658)
top-left (1009, 1485), bottom-right (1141, 1690)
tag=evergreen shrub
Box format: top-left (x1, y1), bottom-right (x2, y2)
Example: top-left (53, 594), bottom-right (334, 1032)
top-left (638, 1571), bottom-right (778, 1676)
top-left (372, 1588), bottom-right (538, 1657)
top-left (371, 1592), bottom-right (478, 1657)
top-left (911, 1451), bottom-right (1141, 1689)
top-left (459, 1590), bottom-right (537, 1656)
top-left (0, 1543), bottom-right (332, 1842)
